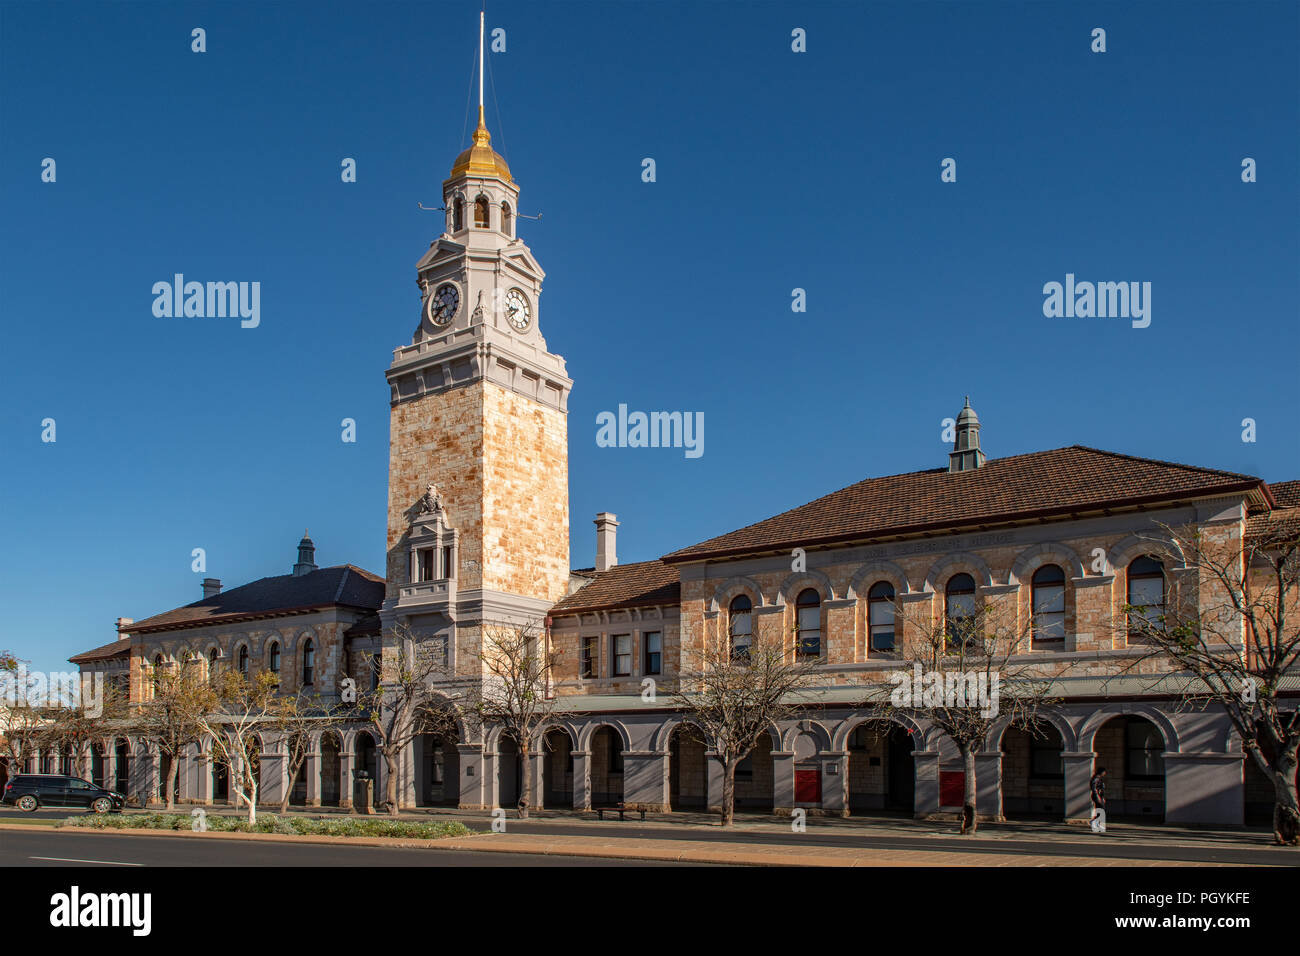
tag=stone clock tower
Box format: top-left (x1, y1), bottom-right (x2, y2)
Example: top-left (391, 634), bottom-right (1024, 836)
top-left (382, 103), bottom-right (572, 668)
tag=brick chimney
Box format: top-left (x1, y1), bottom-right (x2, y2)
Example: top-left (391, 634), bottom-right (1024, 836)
top-left (115, 617), bottom-right (133, 641)
top-left (202, 578), bottom-right (222, 599)
top-left (595, 512), bottom-right (619, 572)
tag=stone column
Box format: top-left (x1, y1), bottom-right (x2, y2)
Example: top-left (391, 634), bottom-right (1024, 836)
top-left (526, 749), bottom-right (546, 811)
top-left (104, 747), bottom-right (118, 794)
top-left (458, 743), bottom-right (487, 810)
top-left (622, 751), bottom-right (662, 812)
top-left (339, 747), bottom-right (355, 810)
top-left (912, 750), bottom-right (940, 817)
top-left (306, 748), bottom-right (322, 807)
top-left (706, 752), bottom-right (724, 813)
top-left (821, 751), bottom-right (848, 816)
top-left (571, 750), bottom-right (592, 810)
top-left (1062, 751), bottom-right (1095, 823)
top-left (1165, 752), bottom-right (1244, 826)
top-left (771, 750), bottom-right (795, 814)
top-left (194, 748), bottom-right (211, 805)
top-left (975, 751), bottom-right (1003, 819)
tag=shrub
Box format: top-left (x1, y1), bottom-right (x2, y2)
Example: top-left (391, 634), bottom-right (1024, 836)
top-left (59, 812), bottom-right (473, 841)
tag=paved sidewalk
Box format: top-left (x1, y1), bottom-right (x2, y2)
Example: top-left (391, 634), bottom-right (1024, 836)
top-left (126, 804), bottom-right (1279, 852)
top-left (428, 832), bottom-right (1252, 867)
top-left (0, 821), bottom-right (1258, 867)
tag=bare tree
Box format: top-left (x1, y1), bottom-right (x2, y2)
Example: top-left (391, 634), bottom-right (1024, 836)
top-left (1119, 518), bottom-right (1300, 845)
top-left (0, 687), bottom-right (48, 781)
top-left (466, 619), bottom-right (570, 819)
top-left (196, 669), bottom-right (278, 825)
top-left (271, 691), bottom-right (348, 814)
top-left (670, 621), bottom-right (819, 827)
top-left (862, 598), bottom-right (1059, 835)
top-left (359, 624), bottom-right (460, 816)
top-left (133, 655), bottom-right (214, 810)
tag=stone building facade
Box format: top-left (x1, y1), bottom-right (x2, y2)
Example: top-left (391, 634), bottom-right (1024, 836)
top-left (66, 99), bottom-right (1299, 828)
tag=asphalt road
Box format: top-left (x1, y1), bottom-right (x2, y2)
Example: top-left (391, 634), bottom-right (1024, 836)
top-left (0, 828), bottom-right (680, 867)
top-left (449, 818), bottom-right (1299, 866)
top-left (3, 808), bottom-right (1290, 865)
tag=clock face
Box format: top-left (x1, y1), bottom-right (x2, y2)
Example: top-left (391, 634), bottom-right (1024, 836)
top-left (504, 288), bottom-right (531, 331)
top-left (426, 282), bottom-right (459, 327)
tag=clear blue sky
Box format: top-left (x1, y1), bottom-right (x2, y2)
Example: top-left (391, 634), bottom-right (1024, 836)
top-left (2, 1), bottom-right (1296, 673)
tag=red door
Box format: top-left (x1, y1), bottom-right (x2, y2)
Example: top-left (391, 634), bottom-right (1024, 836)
top-left (939, 770), bottom-right (965, 807)
top-left (794, 768), bottom-right (821, 804)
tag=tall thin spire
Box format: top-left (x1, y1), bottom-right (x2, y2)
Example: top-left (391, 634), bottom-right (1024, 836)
top-left (478, 9), bottom-right (485, 124)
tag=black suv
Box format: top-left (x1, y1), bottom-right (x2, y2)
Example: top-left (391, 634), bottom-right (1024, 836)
top-left (2, 774), bottom-right (125, 813)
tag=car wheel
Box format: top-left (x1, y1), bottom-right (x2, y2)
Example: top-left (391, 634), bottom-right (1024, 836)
top-left (91, 797), bottom-right (112, 814)
top-left (16, 794), bottom-right (38, 812)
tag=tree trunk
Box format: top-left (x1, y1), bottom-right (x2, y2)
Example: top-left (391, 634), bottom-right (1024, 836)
top-left (721, 760), bottom-right (736, 827)
top-left (384, 749), bottom-right (400, 815)
top-left (960, 745), bottom-right (978, 835)
top-left (1271, 763), bottom-right (1300, 846)
top-left (518, 738), bottom-right (531, 820)
top-left (278, 749), bottom-right (300, 816)
top-left (279, 759), bottom-right (295, 815)
top-left (246, 773), bottom-right (257, 825)
top-left (165, 756), bottom-right (178, 812)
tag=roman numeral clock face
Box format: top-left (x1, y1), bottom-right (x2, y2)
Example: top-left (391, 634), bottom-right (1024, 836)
top-left (505, 288), bottom-right (531, 331)
top-left (425, 282), bottom-right (459, 327)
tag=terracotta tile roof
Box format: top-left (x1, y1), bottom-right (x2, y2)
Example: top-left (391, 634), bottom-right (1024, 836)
top-left (664, 446), bottom-right (1266, 563)
top-left (550, 560), bottom-right (680, 616)
top-left (118, 565), bottom-right (385, 635)
top-left (68, 639), bottom-right (131, 665)
top-left (1268, 480), bottom-right (1300, 509)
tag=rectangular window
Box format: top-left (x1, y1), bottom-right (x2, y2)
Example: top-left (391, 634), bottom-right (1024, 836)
top-left (442, 545), bottom-right (455, 579)
top-left (418, 548), bottom-right (435, 582)
top-left (1033, 584), bottom-right (1066, 644)
top-left (643, 631), bottom-right (662, 675)
top-left (869, 601), bottom-right (895, 651)
top-left (612, 634), bottom-right (632, 677)
top-left (797, 606), bottom-right (821, 657)
top-left (580, 637), bottom-right (598, 679)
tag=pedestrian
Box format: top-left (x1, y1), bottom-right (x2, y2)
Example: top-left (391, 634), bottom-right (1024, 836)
top-left (1090, 767), bottom-right (1107, 833)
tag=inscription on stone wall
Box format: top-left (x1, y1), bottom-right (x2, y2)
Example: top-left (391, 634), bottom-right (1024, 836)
top-left (862, 531), bottom-right (1015, 561)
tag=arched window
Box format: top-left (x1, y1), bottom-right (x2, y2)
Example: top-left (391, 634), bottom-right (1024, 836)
top-left (152, 654), bottom-right (164, 695)
top-left (237, 645), bottom-right (249, 676)
top-left (729, 595), bottom-right (753, 660)
top-left (1031, 564), bottom-right (1066, 646)
top-left (868, 581), bottom-right (896, 652)
top-left (208, 646), bottom-right (219, 667)
top-left (1127, 556), bottom-right (1166, 640)
top-left (795, 588), bottom-right (822, 658)
top-left (268, 642), bottom-right (281, 675)
top-left (501, 202), bottom-right (513, 237)
top-left (452, 197), bottom-right (464, 231)
top-left (945, 573), bottom-right (977, 652)
top-left (474, 195), bottom-right (489, 228)
top-left (302, 639), bottom-right (315, 687)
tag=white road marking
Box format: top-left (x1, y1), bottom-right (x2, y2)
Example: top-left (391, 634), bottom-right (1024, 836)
top-left (29, 856), bottom-right (143, 866)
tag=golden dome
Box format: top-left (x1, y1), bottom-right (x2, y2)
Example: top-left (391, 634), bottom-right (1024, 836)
top-left (449, 107), bottom-right (513, 183)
